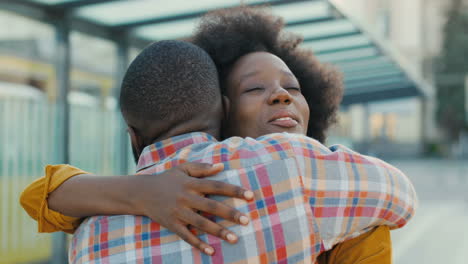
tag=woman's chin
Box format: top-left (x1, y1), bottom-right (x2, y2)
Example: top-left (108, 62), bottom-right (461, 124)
top-left (265, 125), bottom-right (303, 135)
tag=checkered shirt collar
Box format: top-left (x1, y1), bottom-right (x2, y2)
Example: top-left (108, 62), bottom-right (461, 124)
top-left (136, 132), bottom-right (216, 172)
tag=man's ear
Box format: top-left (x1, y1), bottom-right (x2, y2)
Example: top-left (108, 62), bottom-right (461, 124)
top-left (127, 126), bottom-right (143, 157)
top-left (222, 95), bottom-right (230, 121)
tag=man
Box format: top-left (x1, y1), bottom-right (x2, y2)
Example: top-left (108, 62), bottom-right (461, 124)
top-left (65, 40), bottom-right (415, 263)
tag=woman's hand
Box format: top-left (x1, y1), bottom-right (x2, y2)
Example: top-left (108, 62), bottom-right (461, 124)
top-left (132, 162), bottom-right (254, 256)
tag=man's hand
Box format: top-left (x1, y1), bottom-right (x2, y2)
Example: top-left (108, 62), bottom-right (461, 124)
top-left (132, 162), bottom-right (254, 256)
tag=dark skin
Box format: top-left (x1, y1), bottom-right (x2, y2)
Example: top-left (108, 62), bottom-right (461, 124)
top-left (224, 52), bottom-right (310, 138)
top-left (48, 52), bottom-right (314, 256)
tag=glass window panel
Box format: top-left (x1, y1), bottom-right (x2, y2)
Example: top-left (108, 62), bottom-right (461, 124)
top-left (316, 47), bottom-right (379, 62)
top-left (68, 31), bottom-right (131, 175)
top-left (76, 0), bottom-right (269, 26)
top-left (333, 56), bottom-right (392, 70)
top-left (134, 18), bottom-right (199, 41)
top-left (302, 35), bottom-right (372, 53)
top-left (272, 1), bottom-right (330, 23)
top-left (344, 69), bottom-right (402, 82)
top-left (286, 19), bottom-right (357, 39)
top-left (0, 9), bottom-right (54, 263)
top-left (70, 31), bottom-right (116, 79)
top-left (341, 64), bottom-right (399, 76)
top-left (27, 0), bottom-right (80, 5)
top-left (134, 1), bottom-right (332, 41)
top-left (345, 76), bottom-right (409, 90)
top-left (368, 98), bottom-right (421, 142)
top-left (0, 10), bottom-right (54, 96)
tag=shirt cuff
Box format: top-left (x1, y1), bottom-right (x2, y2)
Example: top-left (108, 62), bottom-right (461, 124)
top-left (37, 165), bottom-right (88, 234)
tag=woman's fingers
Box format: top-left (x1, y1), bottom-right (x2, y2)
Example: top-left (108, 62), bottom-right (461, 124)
top-left (170, 221), bottom-right (215, 256)
top-left (188, 194), bottom-right (249, 226)
top-left (179, 162), bottom-right (224, 178)
top-left (179, 208), bottom-right (239, 244)
top-left (191, 179), bottom-right (254, 200)
top-left (177, 162), bottom-right (254, 201)
top-left (160, 162), bottom-right (254, 253)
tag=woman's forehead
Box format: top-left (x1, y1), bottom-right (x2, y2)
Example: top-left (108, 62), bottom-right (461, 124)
top-left (228, 52), bottom-right (296, 86)
top-left (234, 52), bottom-right (289, 72)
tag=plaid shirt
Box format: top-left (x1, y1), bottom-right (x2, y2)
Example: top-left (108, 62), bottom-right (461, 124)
top-left (70, 132), bottom-right (416, 264)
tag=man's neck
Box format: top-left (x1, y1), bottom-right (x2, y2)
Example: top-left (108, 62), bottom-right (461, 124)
top-left (136, 132), bottom-right (217, 171)
top-left (153, 128), bottom-right (220, 144)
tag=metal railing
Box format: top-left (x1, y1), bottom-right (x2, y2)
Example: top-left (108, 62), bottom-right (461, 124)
top-left (0, 97), bottom-right (132, 263)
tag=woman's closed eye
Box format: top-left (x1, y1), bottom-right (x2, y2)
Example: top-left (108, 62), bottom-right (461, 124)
top-left (286, 87), bottom-right (301, 92)
top-left (244, 87), bottom-right (265, 93)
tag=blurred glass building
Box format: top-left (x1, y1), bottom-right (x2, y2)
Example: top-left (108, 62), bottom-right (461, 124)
top-left (331, 0), bottom-right (468, 157)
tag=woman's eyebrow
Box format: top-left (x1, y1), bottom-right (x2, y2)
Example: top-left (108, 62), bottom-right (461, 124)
top-left (281, 70), bottom-right (300, 84)
top-left (281, 70), bottom-right (296, 78)
top-left (239, 71), bottom-right (260, 83)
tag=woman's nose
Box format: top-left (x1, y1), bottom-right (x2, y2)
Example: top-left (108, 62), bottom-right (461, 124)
top-left (268, 88), bottom-right (293, 105)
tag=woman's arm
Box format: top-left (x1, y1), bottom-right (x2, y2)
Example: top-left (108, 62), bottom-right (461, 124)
top-left (20, 164), bottom-right (87, 233)
top-left (20, 163), bottom-right (253, 255)
top-left (47, 173), bottom-right (143, 218)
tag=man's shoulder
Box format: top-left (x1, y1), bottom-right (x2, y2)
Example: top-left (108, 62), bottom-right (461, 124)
top-left (219, 133), bottom-right (327, 150)
top-left (159, 133), bottom-right (328, 171)
top-left (155, 132), bottom-right (327, 155)
top-left (186, 133), bottom-right (351, 165)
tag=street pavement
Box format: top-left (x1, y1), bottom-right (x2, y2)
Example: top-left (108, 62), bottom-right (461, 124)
top-left (390, 159), bottom-right (468, 264)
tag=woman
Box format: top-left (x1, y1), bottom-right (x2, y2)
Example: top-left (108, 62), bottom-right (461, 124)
top-left (21, 7), bottom-right (391, 263)
top-left (192, 7), bottom-right (341, 142)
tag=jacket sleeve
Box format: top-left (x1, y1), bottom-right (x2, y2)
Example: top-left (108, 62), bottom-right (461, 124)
top-left (19, 164), bottom-right (88, 234)
top-left (317, 226), bottom-right (392, 264)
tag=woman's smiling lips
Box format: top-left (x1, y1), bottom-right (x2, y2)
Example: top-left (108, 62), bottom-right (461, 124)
top-left (268, 111), bottom-right (299, 128)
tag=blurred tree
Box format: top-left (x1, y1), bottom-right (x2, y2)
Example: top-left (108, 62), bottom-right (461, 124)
top-left (435, 0), bottom-right (468, 141)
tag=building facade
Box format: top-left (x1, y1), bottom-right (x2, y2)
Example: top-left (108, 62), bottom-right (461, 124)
top-left (329, 0), bottom-right (468, 157)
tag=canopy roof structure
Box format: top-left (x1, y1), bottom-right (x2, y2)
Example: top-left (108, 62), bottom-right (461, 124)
top-left (1, 0), bottom-right (429, 105)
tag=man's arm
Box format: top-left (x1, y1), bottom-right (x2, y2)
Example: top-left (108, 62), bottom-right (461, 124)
top-left (20, 163), bottom-right (254, 254)
top-left (317, 226), bottom-right (392, 264)
top-left (266, 133), bottom-right (417, 249)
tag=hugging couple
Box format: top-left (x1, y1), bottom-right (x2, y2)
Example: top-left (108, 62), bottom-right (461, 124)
top-left (21, 6), bottom-right (416, 264)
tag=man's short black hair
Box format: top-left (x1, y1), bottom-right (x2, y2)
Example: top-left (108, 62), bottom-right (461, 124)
top-left (119, 40), bottom-right (220, 133)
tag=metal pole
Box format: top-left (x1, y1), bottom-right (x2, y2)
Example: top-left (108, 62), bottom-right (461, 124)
top-left (420, 97), bottom-right (428, 153)
top-left (362, 103), bottom-right (371, 154)
top-left (115, 34), bottom-right (130, 173)
top-left (51, 11), bottom-right (70, 264)
top-left (465, 75), bottom-right (468, 124)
